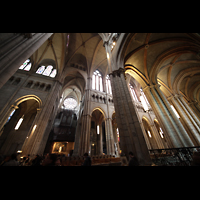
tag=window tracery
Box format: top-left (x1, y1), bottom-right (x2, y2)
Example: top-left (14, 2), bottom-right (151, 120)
top-left (63, 98), bottom-right (77, 110)
top-left (129, 83), bottom-right (138, 102)
top-left (106, 75), bottom-right (112, 94)
top-left (92, 70), bottom-right (103, 92)
top-left (36, 65), bottom-right (57, 78)
top-left (19, 59), bottom-right (32, 71)
top-left (140, 88), bottom-right (150, 106)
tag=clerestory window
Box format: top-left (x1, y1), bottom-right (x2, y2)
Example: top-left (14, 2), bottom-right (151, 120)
top-left (106, 75), bottom-right (112, 94)
top-left (19, 59), bottom-right (32, 71)
top-left (36, 65), bottom-right (57, 78)
top-left (92, 70), bottom-right (103, 92)
top-left (129, 83), bottom-right (138, 102)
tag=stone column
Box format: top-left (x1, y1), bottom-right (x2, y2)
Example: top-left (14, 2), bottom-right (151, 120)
top-left (179, 97), bottom-right (200, 128)
top-left (154, 85), bottom-right (194, 147)
top-left (73, 115), bottom-right (82, 156)
top-left (109, 68), bottom-right (151, 165)
top-left (78, 77), bottom-right (92, 156)
top-left (143, 86), bottom-right (179, 148)
top-left (99, 124), bottom-right (103, 155)
top-left (21, 80), bottom-right (62, 155)
top-left (171, 96), bottom-right (200, 145)
top-left (105, 117), bottom-right (115, 156)
top-left (79, 113), bottom-right (91, 156)
top-left (112, 127), bottom-right (120, 157)
top-left (0, 33), bottom-right (53, 89)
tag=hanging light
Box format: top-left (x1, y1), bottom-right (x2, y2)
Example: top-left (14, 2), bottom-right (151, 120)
top-left (97, 125), bottom-right (99, 134)
top-left (14, 115), bottom-right (24, 130)
top-left (140, 96), bottom-right (149, 111)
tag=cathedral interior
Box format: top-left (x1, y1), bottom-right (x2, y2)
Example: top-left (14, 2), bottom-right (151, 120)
top-left (1, 33), bottom-right (200, 166)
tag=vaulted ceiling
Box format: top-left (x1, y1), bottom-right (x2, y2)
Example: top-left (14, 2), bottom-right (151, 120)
top-left (31, 33), bottom-right (66, 75)
top-left (33, 33), bottom-right (200, 105)
top-left (61, 33), bottom-right (107, 103)
top-left (64, 33), bottom-right (107, 77)
top-left (123, 33), bottom-right (200, 103)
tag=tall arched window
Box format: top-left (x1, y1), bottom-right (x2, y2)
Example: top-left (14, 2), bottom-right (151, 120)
top-left (129, 83), bottom-right (138, 102)
top-left (36, 65), bottom-right (57, 78)
top-left (106, 75), bottom-right (112, 94)
top-left (43, 65), bottom-right (53, 76)
top-left (140, 88), bottom-right (150, 106)
top-left (92, 70), bottom-right (103, 92)
top-left (19, 59), bottom-right (32, 71)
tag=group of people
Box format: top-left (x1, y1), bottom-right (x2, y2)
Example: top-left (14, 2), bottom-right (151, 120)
top-left (0, 151), bottom-right (139, 166)
top-left (0, 153), bottom-right (63, 166)
top-left (0, 152), bottom-right (93, 166)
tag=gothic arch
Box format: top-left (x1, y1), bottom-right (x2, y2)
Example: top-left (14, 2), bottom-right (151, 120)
top-left (142, 117), bottom-right (158, 149)
top-left (125, 65), bottom-right (149, 88)
top-left (149, 46), bottom-right (199, 85)
top-left (172, 66), bottom-right (200, 94)
top-left (91, 107), bottom-right (107, 119)
top-left (14, 95), bottom-right (42, 108)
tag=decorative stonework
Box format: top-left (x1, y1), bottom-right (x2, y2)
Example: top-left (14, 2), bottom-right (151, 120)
top-left (109, 68), bottom-right (126, 79)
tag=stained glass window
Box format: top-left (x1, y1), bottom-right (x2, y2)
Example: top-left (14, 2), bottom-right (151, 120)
top-left (140, 88), bottom-right (150, 106)
top-left (36, 66), bottom-right (45, 74)
top-left (6, 109), bottom-right (16, 123)
top-left (92, 74), bottom-right (95, 89)
top-left (106, 75), bottom-right (112, 94)
top-left (19, 59), bottom-right (31, 71)
top-left (42, 65), bottom-right (53, 76)
top-left (92, 70), bottom-right (103, 92)
top-left (36, 65), bottom-right (56, 78)
top-left (24, 63), bottom-right (32, 71)
top-left (50, 69), bottom-right (57, 78)
top-left (63, 98), bottom-right (77, 110)
top-left (129, 84), bottom-right (138, 102)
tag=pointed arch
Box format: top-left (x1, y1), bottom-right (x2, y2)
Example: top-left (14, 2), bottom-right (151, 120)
top-left (91, 107), bottom-right (107, 119)
top-left (14, 95), bottom-right (42, 108)
top-left (124, 65), bottom-right (149, 88)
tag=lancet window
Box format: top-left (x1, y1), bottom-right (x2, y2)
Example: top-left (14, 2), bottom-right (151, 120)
top-left (106, 75), bottom-right (112, 94)
top-left (129, 83), bottom-right (138, 102)
top-left (36, 65), bottom-right (57, 78)
top-left (92, 70), bottom-right (103, 92)
top-left (19, 59), bottom-right (32, 71)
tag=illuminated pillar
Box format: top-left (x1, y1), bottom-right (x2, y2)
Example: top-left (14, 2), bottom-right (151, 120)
top-left (105, 118), bottom-right (115, 156)
top-left (109, 68), bottom-right (151, 165)
top-left (155, 85), bottom-right (194, 147)
top-left (143, 86), bottom-right (180, 148)
top-left (171, 96), bottom-right (200, 145)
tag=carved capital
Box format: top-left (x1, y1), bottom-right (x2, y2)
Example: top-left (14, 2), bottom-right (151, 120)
top-left (103, 41), bottom-right (109, 47)
top-left (11, 105), bottom-right (19, 109)
top-left (109, 68), bottom-right (126, 79)
top-left (142, 85), bottom-right (151, 92)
